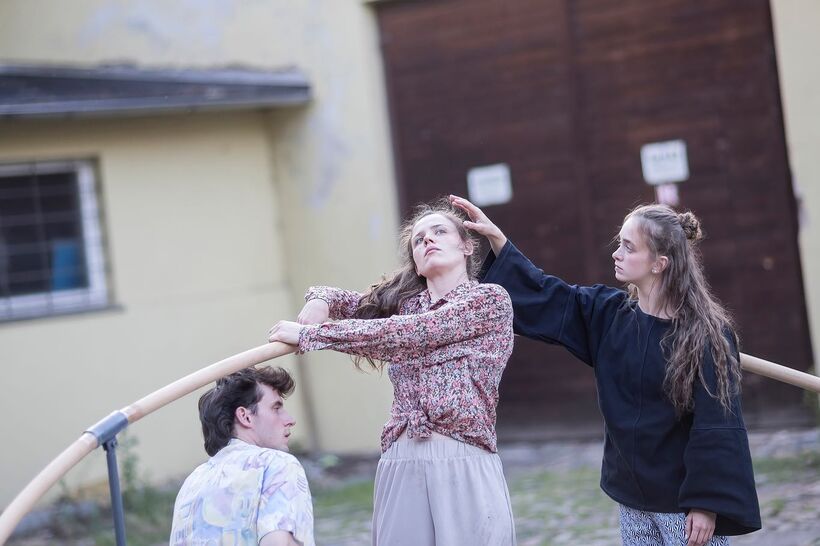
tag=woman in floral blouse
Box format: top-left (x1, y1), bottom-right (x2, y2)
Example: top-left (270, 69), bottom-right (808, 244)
top-left (268, 199), bottom-right (517, 546)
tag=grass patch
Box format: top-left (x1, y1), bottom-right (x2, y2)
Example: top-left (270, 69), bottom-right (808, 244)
top-left (508, 467), bottom-right (619, 544)
top-left (752, 451), bottom-right (820, 483)
top-left (313, 479), bottom-right (374, 515)
top-left (92, 486), bottom-right (177, 546)
top-left (312, 479), bottom-right (375, 542)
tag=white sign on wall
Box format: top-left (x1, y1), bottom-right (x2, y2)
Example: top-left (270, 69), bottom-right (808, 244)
top-left (467, 163), bottom-right (512, 207)
top-left (640, 140), bottom-right (689, 185)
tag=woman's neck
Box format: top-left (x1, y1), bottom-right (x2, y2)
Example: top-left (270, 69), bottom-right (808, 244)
top-left (636, 282), bottom-right (673, 320)
top-left (426, 268), bottom-right (470, 302)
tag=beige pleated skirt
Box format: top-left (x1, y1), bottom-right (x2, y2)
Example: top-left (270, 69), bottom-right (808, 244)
top-left (372, 431), bottom-right (517, 546)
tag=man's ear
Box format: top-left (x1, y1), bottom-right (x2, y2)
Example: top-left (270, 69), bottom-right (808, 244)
top-left (235, 406), bottom-right (252, 429)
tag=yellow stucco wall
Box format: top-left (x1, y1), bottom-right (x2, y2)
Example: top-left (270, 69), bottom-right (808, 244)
top-left (0, 113), bottom-right (303, 504)
top-left (0, 0), bottom-right (398, 507)
top-left (771, 0), bottom-right (820, 368)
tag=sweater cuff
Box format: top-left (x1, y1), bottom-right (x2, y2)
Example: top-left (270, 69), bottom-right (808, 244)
top-left (297, 325), bottom-right (317, 354)
top-left (304, 286), bottom-right (331, 304)
top-left (478, 239), bottom-right (513, 281)
top-left (679, 427), bottom-right (761, 535)
top-left (298, 324), bottom-right (336, 354)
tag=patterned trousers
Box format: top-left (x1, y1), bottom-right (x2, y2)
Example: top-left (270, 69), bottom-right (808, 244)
top-left (619, 504), bottom-right (730, 546)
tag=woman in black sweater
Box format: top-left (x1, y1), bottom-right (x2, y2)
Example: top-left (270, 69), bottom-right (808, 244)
top-left (450, 195), bottom-right (760, 546)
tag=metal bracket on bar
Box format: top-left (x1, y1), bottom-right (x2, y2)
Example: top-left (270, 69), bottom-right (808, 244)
top-left (85, 411), bottom-right (129, 546)
top-left (85, 411), bottom-right (129, 445)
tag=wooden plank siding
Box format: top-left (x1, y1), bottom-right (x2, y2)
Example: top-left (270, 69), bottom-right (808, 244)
top-left (375, 0), bottom-right (813, 436)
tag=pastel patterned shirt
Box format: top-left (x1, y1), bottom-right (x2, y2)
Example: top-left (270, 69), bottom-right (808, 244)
top-left (170, 439), bottom-right (314, 546)
top-left (300, 281), bottom-right (514, 453)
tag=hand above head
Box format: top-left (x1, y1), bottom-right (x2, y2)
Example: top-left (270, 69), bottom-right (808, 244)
top-left (448, 195), bottom-right (508, 256)
top-left (685, 509), bottom-right (716, 546)
top-left (268, 320), bottom-right (303, 346)
top-left (297, 298), bottom-right (330, 325)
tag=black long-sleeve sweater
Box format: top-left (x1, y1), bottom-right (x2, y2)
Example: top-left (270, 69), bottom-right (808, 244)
top-left (482, 241), bottom-right (761, 536)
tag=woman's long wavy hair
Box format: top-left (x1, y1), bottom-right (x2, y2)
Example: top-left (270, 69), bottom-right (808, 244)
top-left (625, 204), bottom-right (741, 415)
top-left (352, 198), bottom-right (481, 370)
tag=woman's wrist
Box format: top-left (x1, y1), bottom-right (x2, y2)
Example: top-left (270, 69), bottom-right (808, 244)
top-left (489, 233), bottom-right (508, 256)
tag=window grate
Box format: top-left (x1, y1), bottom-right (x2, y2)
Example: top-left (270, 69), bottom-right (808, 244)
top-left (0, 160), bottom-right (109, 321)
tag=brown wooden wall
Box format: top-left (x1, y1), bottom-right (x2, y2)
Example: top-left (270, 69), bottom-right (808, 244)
top-left (375, 0), bottom-right (814, 436)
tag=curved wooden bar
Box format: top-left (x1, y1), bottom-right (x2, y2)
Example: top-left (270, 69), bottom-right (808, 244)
top-left (740, 352), bottom-right (820, 394)
top-left (0, 346), bottom-right (817, 544)
top-left (122, 343), bottom-right (295, 423)
top-left (0, 342), bottom-right (295, 544)
top-left (0, 434), bottom-right (98, 545)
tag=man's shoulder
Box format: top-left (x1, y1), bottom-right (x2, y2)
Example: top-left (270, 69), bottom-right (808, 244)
top-left (230, 443), bottom-right (305, 475)
top-left (252, 449), bottom-right (311, 498)
top-left (256, 447), bottom-right (303, 470)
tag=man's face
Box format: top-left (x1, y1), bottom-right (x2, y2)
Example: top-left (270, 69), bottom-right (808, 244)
top-left (247, 384), bottom-right (295, 452)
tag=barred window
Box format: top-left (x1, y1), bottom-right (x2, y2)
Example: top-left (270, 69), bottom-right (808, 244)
top-left (0, 160), bottom-right (109, 321)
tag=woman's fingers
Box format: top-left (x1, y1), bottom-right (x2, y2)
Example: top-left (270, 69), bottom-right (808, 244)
top-left (685, 513), bottom-right (694, 545)
top-left (685, 511), bottom-right (715, 546)
top-left (268, 321), bottom-right (289, 343)
top-left (450, 195), bottom-right (493, 230)
top-left (693, 525), bottom-right (708, 546)
top-left (698, 522), bottom-right (715, 546)
top-left (463, 219), bottom-right (494, 236)
top-left (449, 195), bottom-right (486, 222)
top-left (450, 194), bottom-right (507, 255)
top-left (268, 321), bottom-right (303, 345)
top-left (267, 321), bottom-right (281, 340)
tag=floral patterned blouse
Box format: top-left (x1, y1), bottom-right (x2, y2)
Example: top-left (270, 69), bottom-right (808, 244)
top-left (299, 281), bottom-right (514, 453)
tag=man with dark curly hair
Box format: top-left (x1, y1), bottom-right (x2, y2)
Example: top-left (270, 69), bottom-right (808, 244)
top-left (171, 366), bottom-right (314, 546)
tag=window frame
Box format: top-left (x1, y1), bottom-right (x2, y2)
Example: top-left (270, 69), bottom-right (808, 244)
top-left (0, 159), bottom-right (110, 322)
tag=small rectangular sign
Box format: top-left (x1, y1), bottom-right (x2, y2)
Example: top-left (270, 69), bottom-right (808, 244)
top-left (467, 163), bottom-right (512, 207)
top-left (641, 140), bottom-right (689, 185)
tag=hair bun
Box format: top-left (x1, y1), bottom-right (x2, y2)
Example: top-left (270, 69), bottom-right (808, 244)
top-left (678, 211), bottom-right (703, 242)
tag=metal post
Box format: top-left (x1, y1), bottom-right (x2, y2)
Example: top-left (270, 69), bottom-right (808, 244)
top-left (85, 411), bottom-right (130, 546)
top-left (102, 438), bottom-right (128, 546)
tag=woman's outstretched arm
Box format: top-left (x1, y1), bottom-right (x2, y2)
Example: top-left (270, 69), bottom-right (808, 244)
top-left (269, 284), bottom-right (512, 364)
